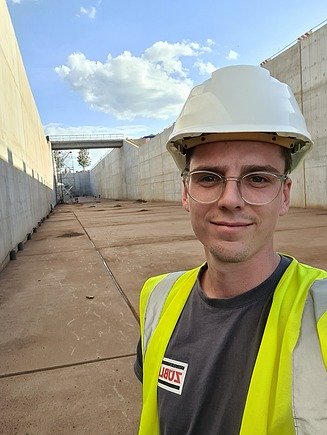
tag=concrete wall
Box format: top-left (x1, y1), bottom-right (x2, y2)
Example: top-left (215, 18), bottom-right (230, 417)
top-left (262, 24), bottom-right (327, 208)
top-left (137, 127), bottom-right (181, 202)
top-left (74, 171), bottom-right (92, 196)
top-left (91, 24), bottom-right (327, 209)
top-left (91, 148), bottom-right (124, 199)
top-left (90, 129), bottom-right (182, 202)
top-left (61, 171), bottom-right (92, 197)
top-left (0, 0), bottom-right (55, 270)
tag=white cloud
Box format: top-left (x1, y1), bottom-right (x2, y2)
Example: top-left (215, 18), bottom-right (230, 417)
top-left (206, 39), bottom-right (215, 47)
top-left (194, 60), bottom-right (217, 76)
top-left (55, 40), bottom-right (214, 120)
top-left (78, 6), bottom-right (97, 19)
top-left (226, 50), bottom-right (239, 60)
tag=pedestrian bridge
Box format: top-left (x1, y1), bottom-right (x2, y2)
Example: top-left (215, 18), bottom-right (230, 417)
top-left (48, 134), bottom-right (125, 150)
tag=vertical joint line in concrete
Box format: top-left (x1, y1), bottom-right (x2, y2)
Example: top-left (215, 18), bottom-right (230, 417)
top-left (298, 39), bottom-right (304, 113)
top-left (303, 159), bottom-right (307, 208)
top-left (72, 211), bottom-right (140, 324)
top-left (298, 39), bottom-right (307, 207)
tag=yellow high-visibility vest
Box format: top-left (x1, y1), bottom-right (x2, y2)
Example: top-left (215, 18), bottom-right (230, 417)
top-left (138, 258), bottom-right (327, 434)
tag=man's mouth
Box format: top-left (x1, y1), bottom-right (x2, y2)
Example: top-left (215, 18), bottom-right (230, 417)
top-left (212, 221), bottom-right (253, 227)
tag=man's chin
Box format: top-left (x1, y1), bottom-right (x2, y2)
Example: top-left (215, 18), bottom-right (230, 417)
top-left (207, 245), bottom-right (252, 264)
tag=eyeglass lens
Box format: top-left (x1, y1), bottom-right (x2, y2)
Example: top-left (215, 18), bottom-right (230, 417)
top-left (185, 171), bottom-right (284, 205)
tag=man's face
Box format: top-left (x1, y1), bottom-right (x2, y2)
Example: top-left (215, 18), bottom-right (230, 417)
top-left (182, 140), bottom-right (291, 264)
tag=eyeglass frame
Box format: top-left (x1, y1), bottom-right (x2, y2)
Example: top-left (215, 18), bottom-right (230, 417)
top-left (181, 170), bottom-right (289, 206)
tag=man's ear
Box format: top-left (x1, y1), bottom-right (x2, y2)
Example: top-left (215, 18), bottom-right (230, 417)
top-left (279, 177), bottom-right (292, 216)
top-left (182, 183), bottom-right (190, 212)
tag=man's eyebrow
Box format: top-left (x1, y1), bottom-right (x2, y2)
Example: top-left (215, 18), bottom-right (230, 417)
top-left (240, 164), bottom-right (281, 174)
top-left (190, 165), bottom-right (228, 173)
top-left (190, 164), bottom-right (281, 174)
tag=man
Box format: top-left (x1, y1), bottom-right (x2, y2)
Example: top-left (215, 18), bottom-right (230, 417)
top-left (134, 65), bottom-right (327, 434)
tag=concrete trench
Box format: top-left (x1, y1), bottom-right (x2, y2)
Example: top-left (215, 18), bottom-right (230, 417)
top-left (0, 197), bottom-right (326, 434)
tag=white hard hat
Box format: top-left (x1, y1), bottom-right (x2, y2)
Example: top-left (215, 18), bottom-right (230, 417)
top-left (166, 65), bottom-right (313, 172)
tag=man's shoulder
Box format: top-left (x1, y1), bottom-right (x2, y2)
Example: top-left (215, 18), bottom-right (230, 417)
top-left (284, 257), bottom-right (327, 280)
top-left (143, 265), bottom-right (204, 289)
top-left (140, 266), bottom-right (203, 310)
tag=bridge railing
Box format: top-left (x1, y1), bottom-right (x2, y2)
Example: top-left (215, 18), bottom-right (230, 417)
top-left (48, 134), bottom-right (125, 142)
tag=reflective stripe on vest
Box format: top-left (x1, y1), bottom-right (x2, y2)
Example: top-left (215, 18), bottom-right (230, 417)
top-left (143, 271), bottom-right (185, 357)
top-left (312, 279), bottom-right (327, 368)
top-left (292, 278), bottom-right (327, 434)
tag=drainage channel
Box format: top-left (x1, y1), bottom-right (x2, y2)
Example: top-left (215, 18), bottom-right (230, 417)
top-left (72, 211), bottom-right (140, 325)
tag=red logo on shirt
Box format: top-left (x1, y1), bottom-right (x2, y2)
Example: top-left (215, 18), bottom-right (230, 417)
top-left (158, 357), bottom-right (188, 395)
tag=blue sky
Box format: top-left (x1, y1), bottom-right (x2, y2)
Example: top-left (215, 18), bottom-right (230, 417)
top-left (6, 0), bottom-right (327, 168)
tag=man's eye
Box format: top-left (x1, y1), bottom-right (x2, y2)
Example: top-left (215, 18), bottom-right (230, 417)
top-left (194, 173), bottom-right (221, 184)
top-left (250, 175), bottom-right (266, 183)
top-left (199, 175), bottom-right (217, 182)
top-left (245, 173), bottom-right (274, 186)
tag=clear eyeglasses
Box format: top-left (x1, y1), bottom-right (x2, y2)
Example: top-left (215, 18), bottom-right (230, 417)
top-left (182, 170), bottom-right (288, 206)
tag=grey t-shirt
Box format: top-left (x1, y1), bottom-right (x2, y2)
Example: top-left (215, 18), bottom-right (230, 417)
top-left (135, 256), bottom-right (291, 435)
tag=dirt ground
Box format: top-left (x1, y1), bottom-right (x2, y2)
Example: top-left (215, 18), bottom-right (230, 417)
top-left (0, 197), bottom-right (326, 434)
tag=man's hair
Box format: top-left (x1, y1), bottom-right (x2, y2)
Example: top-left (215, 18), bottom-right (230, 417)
top-left (184, 147), bottom-right (193, 172)
top-left (184, 144), bottom-right (292, 174)
top-left (281, 146), bottom-right (292, 174)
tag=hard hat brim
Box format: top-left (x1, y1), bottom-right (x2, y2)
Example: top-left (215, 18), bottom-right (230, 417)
top-left (167, 132), bottom-right (313, 173)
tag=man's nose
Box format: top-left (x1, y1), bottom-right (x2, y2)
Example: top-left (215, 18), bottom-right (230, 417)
top-left (217, 179), bottom-right (245, 209)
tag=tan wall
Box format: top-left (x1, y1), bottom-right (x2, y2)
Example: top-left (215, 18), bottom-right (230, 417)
top-left (0, 0), bottom-right (55, 268)
top-left (90, 128), bottom-right (182, 202)
top-left (0, 1), bottom-right (53, 185)
top-left (262, 24), bottom-right (327, 208)
top-left (90, 128), bottom-right (180, 201)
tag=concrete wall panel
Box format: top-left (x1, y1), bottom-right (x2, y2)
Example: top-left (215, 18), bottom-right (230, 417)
top-left (0, 1), bottom-right (55, 269)
top-left (90, 127), bottom-right (181, 202)
top-left (263, 24), bottom-right (327, 208)
top-left (305, 163), bottom-right (327, 207)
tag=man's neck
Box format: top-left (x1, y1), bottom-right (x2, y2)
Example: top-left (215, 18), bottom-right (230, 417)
top-left (201, 251), bottom-right (281, 299)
